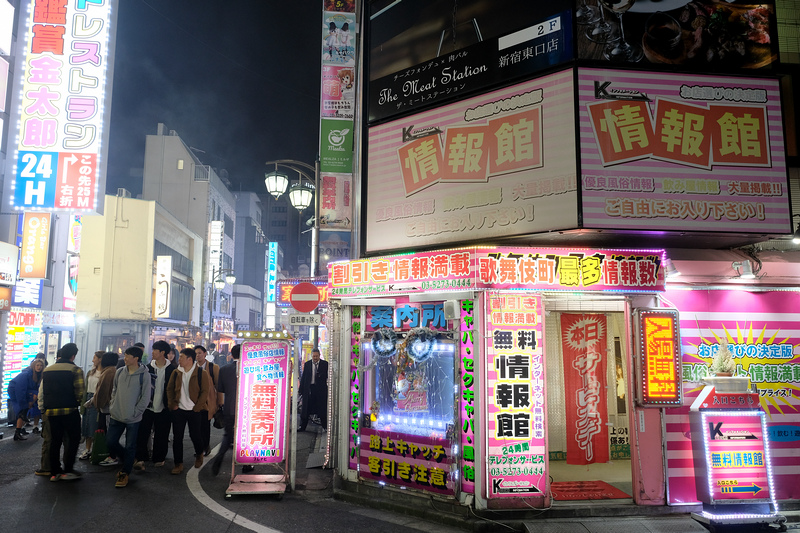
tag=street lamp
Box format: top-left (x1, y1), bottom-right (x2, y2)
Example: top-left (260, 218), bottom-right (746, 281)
top-left (209, 266), bottom-right (236, 343)
top-left (264, 163), bottom-right (289, 200)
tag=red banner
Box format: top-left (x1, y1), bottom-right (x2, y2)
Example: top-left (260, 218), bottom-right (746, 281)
top-left (561, 314), bottom-right (609, 465)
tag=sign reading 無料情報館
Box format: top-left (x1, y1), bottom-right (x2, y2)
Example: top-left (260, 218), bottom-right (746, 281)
top-left (579, 69), bottom-right (789, 235)
top-left (328, 247), bottom-right (666, 298)
top-left (485, 292), bottom-right (547, 498)
top-left (236, 340), bottom-right (290, 465)
top-left (3, 1), bottom-right (118, 214)
top-left (663, 290), bottom-right (800, 503)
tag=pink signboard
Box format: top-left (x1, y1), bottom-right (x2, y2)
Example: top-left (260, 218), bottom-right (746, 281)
top-left (349, 308), bottom-right (361, 471)
top-left (663, 290), bottom-right (800, 504)
top-left (236, 340), bottom-right (290, 465)
top-left (579, 69), bottom-right (789, 235)
top-left (329, 247), bottom-right (666, 298)
top-left (484, 292), bottom-right (547, 499)
top-left (365, 69), bottom-right (578, 254)
top-left (359, 428), bottom-right (455, 495)
top-left (691, 410), bottom-right (773, 504)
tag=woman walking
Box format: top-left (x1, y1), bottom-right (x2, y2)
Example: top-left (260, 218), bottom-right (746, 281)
top-left (79, 351), bottom-right (104, 460)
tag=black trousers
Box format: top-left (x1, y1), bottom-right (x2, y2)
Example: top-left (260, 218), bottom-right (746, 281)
top-left (49, 411), bottom-right (81, 475)
top-left (136, 408), bottom-right (172, 463)
top-left (199, 409), bottom-right (210, 451)
top-left (171, 409), bottom-right (202, 465)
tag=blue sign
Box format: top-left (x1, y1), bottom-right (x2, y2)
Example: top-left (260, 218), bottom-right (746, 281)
top-left (267, 242), bottom-right (278, 303)
top-left (14, 151), bottom-right (58, 208)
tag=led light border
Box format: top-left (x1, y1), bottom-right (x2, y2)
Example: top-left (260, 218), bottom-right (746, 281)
top-left (700, 410), bottom-right (779, 514)
top-left (235, 330), bottom-right (291, 340)
top-left (638, 309), bottom-right (682, 406)
top-left (276, 279), bottom-right (328, 308)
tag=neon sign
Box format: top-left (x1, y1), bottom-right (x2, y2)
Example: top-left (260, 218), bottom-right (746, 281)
top-left (635, 308), bottom-right (682, 406)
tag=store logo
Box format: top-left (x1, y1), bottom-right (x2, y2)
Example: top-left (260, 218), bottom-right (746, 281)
top-left (327, 128), bottom-right (350, 151)
top-left (594, 81), bottom-right (650, 102)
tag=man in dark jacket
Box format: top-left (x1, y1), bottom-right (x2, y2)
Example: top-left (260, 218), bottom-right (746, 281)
top-left (298, 348), bottom-right (328, 431)
top-left (134, 340), bottom-right (175, 470)
top-left (38, 343), bottom-right (85, 481)
top-left (211, 344), bottom-right (241, 475)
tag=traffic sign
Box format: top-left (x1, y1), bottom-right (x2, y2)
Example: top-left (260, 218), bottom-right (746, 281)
top-left (289, 282), bottom-right (321, 313)
top-left (289, 314), bottom-right (322, 326)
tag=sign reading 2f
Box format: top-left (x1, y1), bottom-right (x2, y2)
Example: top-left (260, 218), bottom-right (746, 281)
top-left (15, 151), bottom-right (57, 208)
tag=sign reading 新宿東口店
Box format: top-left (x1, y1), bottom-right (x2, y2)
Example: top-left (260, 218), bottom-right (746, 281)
top-left (3, 0), bottom-right (117, 214)
top-left (236, 341), bottom-right (290, 465)
top-left (328, 247), bottom-right (666, 298)
top-left (485, 292), bottom-right (547, 498)
top-left (635, 309), bottom-right (682, 407)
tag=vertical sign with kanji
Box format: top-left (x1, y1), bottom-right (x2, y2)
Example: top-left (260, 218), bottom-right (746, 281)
top-left (349, 306), bottom-right (361, 470)
top-left (236, 340), bottom-right (290, 464)
top-left (485, 292), bottom-right (547, 498)
top-left (635, 308), bottom-right (682, 406)
top-left (460, 299), bottom-right (476, 494)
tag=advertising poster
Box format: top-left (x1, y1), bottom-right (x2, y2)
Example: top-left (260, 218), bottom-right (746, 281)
top-left (578, 69), bottom-right (789, 235)
top-left (321, 65), bottom-right (355, 119)
top-left (154, 255), bottom-right (171, 319)
top-left (63, 253), bottom-right (78, 311)
top-left (663, 290), bottom-right (800, 503)
top-left (322, 11), bottom-right (355, 66)
top-left (575, 1), bottom-right (778, 71)
top-left (3, 0), bottom-right (116, 214)
top-left (320, 118), bottom-right (353, 174)
top-left (560, 314), bottom-right (609, 465)
top-left (235, 340), bottom-right (290, 465)
top-left (318, 172), bottom-right (352, 230)
top-left (366, 70), bottom-right (578, 253)
top-left (13, 279), bottom-right (43, 309)
top-left (485, 292), bottom-right (547, 498)
top-left (1, 309), bottom-right (42, 419)
top-left (360, 428), bottom-right (455, 495)
top-left (0, 240), bottom-right (19, 286)
top-left (318, 230), bottom-right (350, 277)
top-left (19, 213), bottom-right (51, 279)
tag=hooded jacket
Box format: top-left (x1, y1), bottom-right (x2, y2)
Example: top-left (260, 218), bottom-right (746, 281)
top-left (109, 363), bottom-right (151, 424)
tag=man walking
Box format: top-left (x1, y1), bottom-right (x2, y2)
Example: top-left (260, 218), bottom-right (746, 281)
top-left (106, 346), bottom-right (151, 488)
top-left (38, 343), bottom-right (84, 481)
top-left (194, 345), bottom-right (219, 456)
top-left (299, 348), bottom-right (328, 432)
top-left (167, 348), bottom-right (209, 474)
top-left (134, 340), bottom-right (174, 470)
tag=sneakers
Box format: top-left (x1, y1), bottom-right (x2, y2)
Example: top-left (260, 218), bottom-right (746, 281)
top-left (194, 454), bottom-right (203, 468)
top-left (99, 457), bottom-right (119, 467)
top-left (154, 461), bottom-right (165, 467)
top-left (204, 446), bottom-right (211, 456)
top-left (115, 472), bottom-right (129, 488)
top-left (13, 429), bottom-right (27, 441)
top-left (32, 427), bottom-right (40, 434)
top-left (34, 469), bottom-right (50, 477)
top-left (49, 474), bottom-right (60, 482)
top-left (133, 460), bottom-right (145, 471)
top-left (78, 450), bottom-right (91, 461)
top-left (60, 472), bottom-right (82, 481)
top-left (171, 463), bottom-right (184, 475)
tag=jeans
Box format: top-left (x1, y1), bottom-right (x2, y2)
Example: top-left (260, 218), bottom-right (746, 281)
top-left (48, 411), bottom-right (81, 475)
top-left (135, 408), bottom-right (172, 463)
top-left (171, 409), bottom-right (202, 465)
top-left (107, 418), bottom-right (140, 475)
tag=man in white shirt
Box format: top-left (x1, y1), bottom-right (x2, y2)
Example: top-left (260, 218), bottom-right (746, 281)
top-left (134, 340), bottom-right (175, 470)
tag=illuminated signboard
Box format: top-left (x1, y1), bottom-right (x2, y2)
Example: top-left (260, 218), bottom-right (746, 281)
top-left (3, 0), bottom-right (117, 214)
top-left (1, 309), bottom-right (42, 418)
top-left (690, 408), bottom-right (776, 507)
top-left (635, 308), bottom-right (682, 407)
top-left (460, 299), bottom-right (476, 494)
top-left (277, 278), bottom-right (328, 308)
top-left (266, 241), bottom-right (278, 303)
top-left (19, 212), bottom-right (51, 279)
top-left (235, 340), bottom-right (290, 465)
top-left (154, 255), bottom-right (171, 319)
top-left (0, 241), bottom-right (19, 286)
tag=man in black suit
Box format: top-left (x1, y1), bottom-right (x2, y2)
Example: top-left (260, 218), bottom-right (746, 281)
top-left (298, 348), bottom-right (327, 431)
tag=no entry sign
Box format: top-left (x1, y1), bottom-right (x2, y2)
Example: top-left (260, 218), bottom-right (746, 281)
top-left (289, 282), bottom-right (321, 313)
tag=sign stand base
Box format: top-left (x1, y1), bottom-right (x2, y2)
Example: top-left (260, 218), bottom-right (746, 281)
top-left (225, 472), bottom-right (289, 498)
top-left (690, 511), bottom-right (786, 532)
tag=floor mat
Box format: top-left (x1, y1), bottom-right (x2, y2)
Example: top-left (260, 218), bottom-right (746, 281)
top-left (550, 480), bottom-right (631, 500)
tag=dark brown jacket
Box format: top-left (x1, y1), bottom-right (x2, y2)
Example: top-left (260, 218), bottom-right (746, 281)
top-left (166, 364), bottom-right (209, 412)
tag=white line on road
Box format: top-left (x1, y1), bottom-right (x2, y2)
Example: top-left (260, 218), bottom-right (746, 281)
top-left (186, 444), bottom-right (282, 533)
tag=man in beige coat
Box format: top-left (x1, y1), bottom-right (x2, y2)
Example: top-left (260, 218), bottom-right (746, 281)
top-left (166, 348), bottom-right (210, 474)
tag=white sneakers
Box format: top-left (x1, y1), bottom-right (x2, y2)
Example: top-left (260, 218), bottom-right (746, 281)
top-left (98, 457), bottom-right (119, 467)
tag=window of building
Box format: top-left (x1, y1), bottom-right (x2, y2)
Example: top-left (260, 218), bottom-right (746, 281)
top-left (224, 214), bottom-right (234, 238)
top-left (271, 220), bottom-right (287, 227)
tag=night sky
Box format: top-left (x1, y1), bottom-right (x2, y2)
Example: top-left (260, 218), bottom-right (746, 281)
top-left (106, 1), bottom-right (322, 197)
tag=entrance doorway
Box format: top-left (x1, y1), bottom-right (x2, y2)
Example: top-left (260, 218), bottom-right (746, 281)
top-left (545, 310), bottom-right (633, 501)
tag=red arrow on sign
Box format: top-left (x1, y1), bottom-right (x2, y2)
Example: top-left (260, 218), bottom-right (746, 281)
top-left (289, 282), bottom-right (321, 313)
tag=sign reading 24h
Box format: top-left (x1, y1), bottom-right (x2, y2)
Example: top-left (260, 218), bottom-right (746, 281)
top-left (15, 151), bottom-right (96, 210)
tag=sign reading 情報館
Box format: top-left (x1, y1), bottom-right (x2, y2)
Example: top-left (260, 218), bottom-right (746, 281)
top-left (579, 69), bottom-right (789, 235)
top-left (328, 247), bottom-right (666, 298)
top-left (236, 340), bottom-right (290, 465)
top-left (485, 292), bottom-right (547, 498)
top-left (3, 0), bottom-right (117, 214)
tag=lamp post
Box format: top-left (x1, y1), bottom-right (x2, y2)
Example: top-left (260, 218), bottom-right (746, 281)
top-left (264, 159), bottom-right (320, 346)
top-left (209, 266), bottom-right (236, 344)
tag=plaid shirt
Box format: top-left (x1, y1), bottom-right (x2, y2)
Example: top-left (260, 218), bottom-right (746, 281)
top-left (39, 362), bottom-right (85, 416)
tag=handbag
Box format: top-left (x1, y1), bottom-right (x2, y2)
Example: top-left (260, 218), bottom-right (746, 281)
top-left (212, 407), bottom-right (225, 429)
top-left (90, 429), bottom-right (109, 465)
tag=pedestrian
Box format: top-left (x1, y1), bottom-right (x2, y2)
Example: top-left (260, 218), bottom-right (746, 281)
top-left (78, 351), bottom-right (104, 460)
top-left (166, 348), bottom-right (209, 474)
top-left (211, 344), bottom-right (253, 475)
top-left (30, 353), bottom-right (48, 430)
top-left (134, 340), bottom-right (175, 470)
top-left (168, 344), bottom-right (179, 367)
top-left (207, 342), bottom-right (219, 363)
top-left (298, 348), bottom-right (328, 432)
top-left (106, 345), bottom-right (151, 488)
top-left (194, 345), bottom-right (219, 456)
top-left (94, 352), bottom-right (120, 466)
top-left (38, 343), bottom-right (85, 482)
top-left (8, 359), bottom-right (44, 440)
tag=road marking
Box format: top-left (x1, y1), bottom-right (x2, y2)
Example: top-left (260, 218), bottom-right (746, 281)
top-left (186, 444), bottom-right (282, 533)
